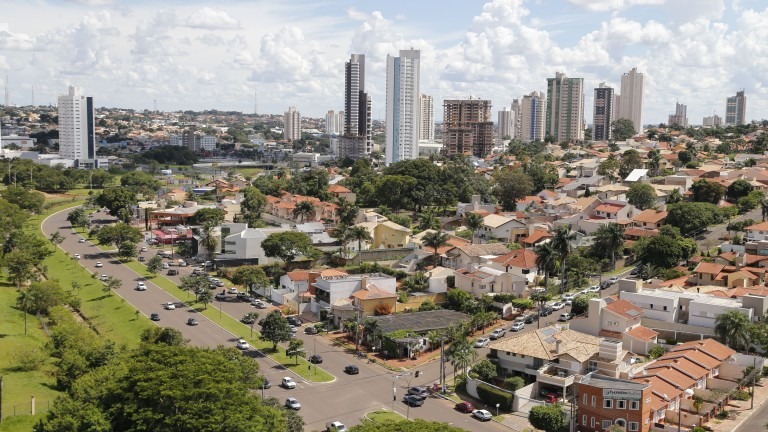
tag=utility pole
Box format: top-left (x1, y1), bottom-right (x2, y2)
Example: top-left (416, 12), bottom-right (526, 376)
top-left (751, 357), bottom-right (757, 409)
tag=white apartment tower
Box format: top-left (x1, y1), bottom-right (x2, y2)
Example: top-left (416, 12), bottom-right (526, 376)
top-left (325, 110), bottom-right (338, 135)
top-left (419, 94), bottom-right (434, 141)
top-left (498, 106), bottom-right (513, 140)
top-left (385, 49), bottom-right (421, 165)
top-left (520, 91), bottom-right (546, 143)
top-left (283, 106), bottom-right (301, 142)
top-left (618, 67), bottom-right (644, 135)
top-left (668, 102), bottom-right (688, 128)
top-left (57, 85), bottom-right (97, 166)
top-left (725, 90), bottom-right (747, 126)
top-left (546, 72), bottom-right (584, 142)
top-left (511, 99), bottom-right (522, 140)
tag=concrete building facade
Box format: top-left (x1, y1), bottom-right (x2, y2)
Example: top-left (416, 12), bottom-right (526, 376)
top-left (668, 102), bottom-right (688, 128)
top-left (442, 98), bottom-right (494, 157)
top-left (283, 106), bottom-right (301, 142)
top-left (618, 67), bottom-right (644, 135)
top-left (546, 72), bottom-right (585, 142)
top-left (341, 54), bottom-right (372, 159)
top-left (725, 90), bottom-right (747, 126)
top-left (58, 86), bottom-right (97, 167)
top-left (520, 91), bottom-right (546, 143)
top-left (385, 49), bottom-right (421, 165)
top-left (419, 94), bottom-right (434, 141)
top-left (593, 83), bottom-right (614, 141)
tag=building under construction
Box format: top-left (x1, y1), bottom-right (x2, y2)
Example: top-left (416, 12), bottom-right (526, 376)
top-left (442, 98), bottom-right (493, 158)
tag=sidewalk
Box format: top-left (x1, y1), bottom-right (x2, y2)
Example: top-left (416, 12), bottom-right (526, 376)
top-left (703, 381), bottom-right (768, 432)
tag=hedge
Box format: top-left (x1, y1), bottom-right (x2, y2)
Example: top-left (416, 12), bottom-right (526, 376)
top-left (477, 382), bottom-right (514, 411)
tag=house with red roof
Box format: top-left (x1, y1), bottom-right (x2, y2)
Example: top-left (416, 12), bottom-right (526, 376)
top-left (488, 248), bottom-right (539, 284)
top-left (571, 297), bottom-right (658, 355)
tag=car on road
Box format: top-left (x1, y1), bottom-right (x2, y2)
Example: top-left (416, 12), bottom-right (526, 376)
top-left (630, 267), bottom-right (639, 276)
top-left (288, 326), bottom-right (297, 334)
top-left (136, 282), bottom-right (147, 291)
top-left (284, 397), bottom-right (301, 410)
top-left (474, 337), bottom-right (490, 348)
top-left (326, 421), bottom-right (347, 432)
top-left (562, 293), bottom-right (575, 302)
top-left (95, 262), bottom-right (103, 268)
top-left (540, 306), bottom-right (553, 316)
top-left (251, 300), bottom-right (267, 309)
top-left (161, 263), bottom-right (169, 269)
top-left (489, 328), bottom-right (506, 340)
top-left (164, 302), bottom-right (175, 310)
top-left (608, 277), bottom-right (619, 284)
top-left (286, 316), bottom-right (302, 326)
top-left (228, 287), bottom-right (239, 295)
top-left (472, 409), bottom-right (493, 421)
top-left (167, 269), bottom-right (178, 276)
top-left (305, 326), bottom-right (318, 335)
top-left (186, 318), bottom-right (198, 326)
top-left (551, 301), bottom-right (565, 310)
top-left (74, 254), bottom-right (81, 259)
top-left (523, 313), bottom-right (538, 324)
top-left (178, 261), bottom-right (187, 267)
top-left (241, 315), bottom-right (256, 324)
top-left (100, 274), bottom-right (108, 281)
top-left (140, 246), bottom-right (147, 252)
top-left (281, 377), bottom-right (296, 389)
top-left (236, 339), bottom-right (250, 350)
top-left (455, 401), bottom-right (475, 413)
top-left (214, 280), bottom-right (224, 287)
top-left (559, 313), bottom-right (573, 321)
top-left (408, 387), bottom-right (429, 397)
top-left (587, 285), bottom-right (601, 293)
top-left (344, 365), bottom-right (359, 375)
top-left (262, 378), bottom-right (271, 389)
top-left (309, 354), bottom-right (323, 364)
top-left (150, 313), bottom-right (160, 321)
top-left (510, 321), bottom-right (525, 332)
top-left (138, 256), bottom-right (145, 262)
top-left (78, 238), bottom-right (86, 243)
top-left (403, 394), bottom-right (425, 406)
top-left (215, 293), bottom-right (226, 300)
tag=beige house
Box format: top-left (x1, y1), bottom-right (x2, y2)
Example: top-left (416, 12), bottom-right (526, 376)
top-left (454, 265), bottom-right (527, 297)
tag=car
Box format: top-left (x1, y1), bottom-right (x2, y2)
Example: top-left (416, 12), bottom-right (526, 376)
top-left (523, 313), bottom-right (538, 324)
top-left (241, 314), bottom-right (256, 324)
top-left (600, 281), bottom-right (611, 290)
top-left (588, 285), bottom-right (601, 293)
top-left (309, 354), bottom-right (323, 364)
top-left (78, 238), bottom-right (86, 243)
top-left (228, 287), bottom-right (239, 295)
top-left (540, 306), bottom-right (554, 316)
top-left (150, 313), bottom-right (160, 321)
top-left (559, 313), bottom-right (573, 321)
top-left (204, 261), bottom-right (213, 267)
top-left (140, 246), bottom-right (147, 252)
top-left (251, 300), bottom-right (267, 309)
top-left (215, 293), bottom-right (226, 300)
top-left (95, 262), bottom-right (103, 268)
top-left (164, 302), bottom-right (175, 310)
top-left (344, 365), bottom-right (359, 375)
top-left (179, 261), bottom-right (188, 267)
top-left (326, 421), bottom-right (347, 432)
top-left (455, 401), bottom-right (475, 413)
top-left (630, 267), bottom-right (639, 276)
top-left (138, 256), bottom-right (145, 262)
top-left (472, 409), bottom-right (493, 421)
top-left (510, 321), bottom-right (525, 332)
top-left (286, 316), bottom-right (302, 326)
top-left (187, 318), bottom-right (198, 326)
top-left (100, 274), bottom-right (108, 281)
top-left (562, 293), bottom-right (575, 302)
top-left (403, 394), bottom-right (425, 406)
top-left (136, 282), bottom-right (147, 291)
top-left (285, 397), bottom-right (301, 410)
top-left (489, 328), bottom-right (506, 340)
top-left (551, 301), bottom-right (565, 310)
top-left (161, 263), bottom-right (169, 269)
top-left (608, 277), bottom-right (619, 284)
top-left (74, 253), bottom-right (81, 259)
top-left (192, 268), bottom-right (205, 275)
top-left (305, 326), bottom-right (318, 335)
top-left (214, 280), bottom-right (224, 287)
top-left (289, 326), bottom-right (297, 334)
top-left (474, 337), bottom-right (490, 348)
top-left (167, 269), bottom-right (178, 276)
top-left (262, 378), bottom-right (271, 389)
top-left (281, 377), bottom-right (296, 389)
top-left (408, 387), bottom-right (429, 397)
top-left (236, 339), bottom-right (250, 350)
top-left (543, 393), bottom-right (561, 404)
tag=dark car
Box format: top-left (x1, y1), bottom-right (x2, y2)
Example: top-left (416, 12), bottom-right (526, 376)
top-left (138, 256), bottom-right (145, 262)
top-left (309, 354), bottom-right (323, 364)
top-left (304, 326), bottom-right (318, 335)
top-left (344, 365), bottom-right (359, 375)
top-left (524, 313), bottom-right (539, 324)
top-left (540, 306), bottom-right (553, 317)
top-left (167, 269), bottom-right (178, 276)
top-left (286, 316), bottom-right (302, 326)
top-left (403, 395), bottom-right (425, 407)
top-left (187, 318), bottom-right (198, 326)
top-left (455, 401), bottom-right (475, 413)
top-left (150, 313), bottom-right (160, 321)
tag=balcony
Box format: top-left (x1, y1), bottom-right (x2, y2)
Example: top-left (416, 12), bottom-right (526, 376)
top-left (536, 363), bottom-right (576, 388)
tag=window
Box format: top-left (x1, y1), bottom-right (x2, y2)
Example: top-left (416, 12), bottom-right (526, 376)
top-left (663, 306), bottom-right (668, 311)
top-left (592, 395), bottom-right (597, 407)
top-left (591, 417), bottom-right (596, 427)
top-left (602, 420), bottom-right (613, 429)
top-left (584, 394), bottom-right (588, 405)
top-left (629, 421), bottom-right (639, 431)
top-left (617, 400), bottom-right (627, 409)
top-left (582, 415), bottom-right (587, 425)
top-left (630, 400), bottom-right (640, 410)
top-left (604, 399), bottom-right (613, 409)
top-left (650, 304), bottom-right (654, 309)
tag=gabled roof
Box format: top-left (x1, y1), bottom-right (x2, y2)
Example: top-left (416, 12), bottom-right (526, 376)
top-left (694, 262), bottom-right (725, 275)
top-left (521, 229), bottom-right (552, 245)
top-left (483, 214), bottom-right (519, 228)
top-left (350, 284), bottom-right (396, 301)
top-left (327, 184), bottom-right (351, 193)
top-left (604, 299), bottom-right (644, 320)
top-left (286, 270), bottom-right (310, 282)
top-left (669, 339), bottom-right (736, 362)
top-left (595, 203), bottom-right (625, 213)
top-left (745, 221), bottom-right (768, 231)
top-left (450, 243), bottom-right (511, 257)
top-left (491, 249), bottom-right (538, 269)
top-left (625, 325), bottom-right (658, 342)
top-left (488, 326), bottom-right (601, 362)
top-left (633, 209), bottom-right (668, 224)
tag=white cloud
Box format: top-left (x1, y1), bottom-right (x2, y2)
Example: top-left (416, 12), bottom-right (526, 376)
top-left (65, 0), bottom-right (117, 5)
top-left (0, 25), bottom-right (39, 51)
top-left (566, 0), bottom-right (666, 11)
top-left (186, 7), bottom-right (241, 30)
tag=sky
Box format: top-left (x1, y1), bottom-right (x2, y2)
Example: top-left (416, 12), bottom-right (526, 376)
top-left (1, 0), bottom-right (766, 126)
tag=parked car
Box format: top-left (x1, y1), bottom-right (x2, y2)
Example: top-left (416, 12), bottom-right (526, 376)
top-left (74, 254), bottom-right (81, 259)
top-left (78, 238), bottom-right (86, 243)
top-left (136, 282), bottom-right (147, 291)
top-left (140, 246), bottom-right (147, 252)
top-left (489, 328), bottom-right (506, 340)
top-left (228, 287), bottom-right (240, 295)
top-left (236, 339), bottom-right (250, 350)
top-left (544, 393), bottom-right (561, 404)
top-left (403, 395), bottom-right (425, 406)
top-left (326, 421), bottom-right (347, 432)
top-left (150, 313), bottom-right (160, 321)
top-left (167, 269), bottom-right (178, 276)
top-left (100, 274), bottom-right (108, 281)
top-left (587, 285), bottom-right (600, 293)
top-left (472, 409), bottom-right (493, 421)
top-left (186, 318), bottom-right (198, 326)
top-left (95, 262), bottom-right (103, 268)
top-left (630, 267), bottom-right (639, 276)
top-left (408, 387), bottom-right (429, 397)
top-left (540, 306), bottom-right (554, 316)
top-left (252, 300), bottom-right (267, 309)
top-left (262, 378), bottom-right (271, 389)
top-left (510, 321), bottom-right (525, 332)
top-left (455, 401), bottom-right (475, 413)
top-left (161, 263), bottom-right (169, 269)
top-left (215, 293), bottom-right (226, 300)
top-left (285, 397), bottom-right (301, 410)
top-left (523, 313), bottom-right (538, 324)
top-left (305, 326), bottom-right (318, 335)
top-left (344, 365), bottom-right (359, 375)
top-left (287, 316), bottom-right (302, 326)
top-left (561, 293), bottom-right (575, 302)
top-left (138, 256), bottom-right (145, 262)
top-left (559, 313), bottom-right (573, 321)
top-left (474, 338), bottom-right (490, 348)
top-left (164, 302), bottom-right (175, 310)
top-left (551, 301), bottom-right (565, 310)
top-left (281, 377), bottom-right (296, 389)
top-left (608, 277), bottom-right (619, 284)
top-left (309, 354), bottom-right (323, 364)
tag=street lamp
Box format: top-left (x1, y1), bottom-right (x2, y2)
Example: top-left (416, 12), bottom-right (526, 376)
top-left (496, 403), bottom-right (500, 417)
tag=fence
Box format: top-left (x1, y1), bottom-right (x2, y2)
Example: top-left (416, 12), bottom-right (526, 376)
top-left (0, 397), bottom-right (53, 420)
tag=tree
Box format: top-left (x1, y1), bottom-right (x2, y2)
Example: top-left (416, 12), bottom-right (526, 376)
top-left (66, 207), bottom-right (89, 229)
top-left (667, 188), bottom-right (684, 204)
top-left (666, 202), bottom-right (723, 235)
top-left (95, 188), bottom-right (138, 222)
top-left (286, 339), bottom-right (305, 365)
top-left (117, 240), bottom-right (138, 260)
top-left (180, 274), bottom-right (209, 300)
top-left (633, 226), bottom-right (697, 268)
top-left (262, 231), bottom-right (314, 264)
top-left (198, 223), bottom-right (219, 261)
top-left (374, 175), bottom-right (418, 212)
top-left (714, 310), bottom-right (751, 350)
top-left (1, 186), bottom-right (45, 215)
top-left (120, 171), bottom-right (162, 196)
top-left (49, 230), bottom-right (65, 244)
top-left (292, 200), bottom-right (314, 223)
top-left (690, 179), bottom-right (725, 204)
top-left (423, 230), bottom-right (449, 264)
top-left (597, 154), bottom-right (621, 182)
top-left (140, 327), bottom-right (187, 346)
top-left (611, 118), bottom-right (636, 141)
top-left (492, 169), bottom-right (534, 211)
top-left (448, 339), bottom-right (477, 378)
top-left (231, 266), bottom-right (270, 294)
top-left (260, 311), bottom-right (292, 351)
top-left (104, 276), bottom-right (122, 296)
top-left (244, 312), bottom-right (260, 337)
top-left (446, 288), bottom-right (474, 312)
top-left (191, 208), bottom-right (226, 226)
top-left (571, 294), bottom-right (596, 316)
top-left (146, 255), bottom-right (163, 276)
top-left (5, 250), bottom-right (38, 289)
top-left (626, 182), bottom-right (657, 210)
top-left (551, 226), bottom-right (577, 293)
top-left (419, 299), bottom-right (438, 311)
top-left (24, 280), bottom-right (69, 316)
top-left (346, 226), bottom-right (372, 263)
top-left (197, 290), bottom-right (213, 309)
top-left (535, 242), bottom-right (558, 290)
top-left (465, 212), bottom-right (484, 243)
top-left (594, 223), bottom-right (625, 268)
top-left (470, 359), bottom-right (498, 382)
top-left (528, 404), bottom-right (568, 432)
top-left (96, 223), bottom-right (143, 251)
top-left (16, 288), bottom-right (37, 335)
top-left (240, 186), bottom-right (267, 227)
top-left (647, 345), bottom-right (667, 359)
top-left (678, 150), bottom-right (693, 165)
top-left (619, 149), bottom-right (644, 179)
top-left (728, 179), bottom-right (754, 201)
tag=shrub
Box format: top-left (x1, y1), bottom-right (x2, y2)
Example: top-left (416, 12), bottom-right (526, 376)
top-left (648, 345), bottom-right (667, 359)
top-left (731, 390), bottom-right (751, 401)
top-left (476, 382), bottom-right (514, 411)
top-left (504, 376), bottom-right (525, 391)
top-left (716, 410), bottom-right (729, 420)
top-left (374, 302), bottom-right (393, 316)
top-left (529, 404), bottom-right (567, 432)
top-left (13, 346), bottom-right (48, 371)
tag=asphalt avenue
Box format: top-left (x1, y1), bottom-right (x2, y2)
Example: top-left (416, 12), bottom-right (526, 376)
top-left (43, 207), bottom-right (507, 431)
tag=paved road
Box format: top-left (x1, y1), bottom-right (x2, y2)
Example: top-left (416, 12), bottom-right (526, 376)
top-left (43, 207), bottom-right (507, 431)
top-left (697, 206), bottom-right (762, 250)
top-left (733, 395), bottom-right (768, 432)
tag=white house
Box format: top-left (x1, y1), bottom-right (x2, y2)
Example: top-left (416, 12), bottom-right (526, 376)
top-left (478, 214), bottom-right (527, 243)
top-left (312, 274), bottom-right (397, 325)
top-left (745, 221), bottom-right (768, 242)
top-left (218, 223), bottom-right (289, 265)
top-left (454, 265), bottom-right (527, 297)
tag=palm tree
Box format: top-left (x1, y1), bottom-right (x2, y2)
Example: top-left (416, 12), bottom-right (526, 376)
top-left (535, 242), bottom-right (558, 291)
top-left (293, 200), bottom-right (315, 223)
top-left (346, 226), bottom-right (372, 264)
top-left (465, 212), bottom-right (484, 244)
top-left (363, 318), bottom-right (381, 349)
top-left (16, 288), bottom-right (36, 335)
top-left (448, 339), bottom-right (478, 379)
top-left (332, 223), bottom-right (350, 258)
top-left (49, 231), bottom-right (64, 244)
top-left (551, 226), bottom-right (577, 293)
top-left (714, 310), bottom-right (751, 349)
top-left (423, 230), bottom-right (449, 265)
top-left (199, 223), bottom-right (219, 261)
top-left (594, 223), bottom-right (625, 269)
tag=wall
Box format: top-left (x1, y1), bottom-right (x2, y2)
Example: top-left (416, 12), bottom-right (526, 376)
top-left (394, 292), bottom-right (447, 312)
top-left (356, 247), bottom-right (413, 262)
top-left (641, 318), bottom-right (716, 342)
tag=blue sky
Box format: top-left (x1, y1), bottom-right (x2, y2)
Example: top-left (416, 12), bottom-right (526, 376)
top-left (1, 0), bottom-right (766, 126)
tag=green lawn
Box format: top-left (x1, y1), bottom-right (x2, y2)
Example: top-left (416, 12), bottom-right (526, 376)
top-left (366, 410), bottom-right (404, 423)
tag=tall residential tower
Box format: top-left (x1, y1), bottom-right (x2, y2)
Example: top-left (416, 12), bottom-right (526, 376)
top-left (340, 54), bottom-right (372, 159)
top-left (546, 72), bottom-right (584, 142)
top-left (283, 106), bottom-right (301, 142)
top-left (442, 98), bottom-right (493, 157)
top-left (725, 90), bottom-right (747, 126)
top-left (520, 91), bottom-right (546, 143)
top-left (593, 83), bottom-right (614, 141)
top-left (58, 86), bottom-right (97, 167)
top-left (419, 94), bottom-right (434, 141)
top-left (618, 67), bottom-right (644, 135)
top-left (385, 49), bottom-right (421, 164)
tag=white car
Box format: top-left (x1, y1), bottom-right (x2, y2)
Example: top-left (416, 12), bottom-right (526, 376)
top-left (236, 339), bottom-right (250, 350)
top-left (551, 301), bottom-right (565, 310)
top-left (100, 274), bottom-right (108, 281)
top-left (510, 321), bottom-right (525, 332)
top-left (252, 300), bottom-right (267, 309)
top-left (162, 263), bottom-right (169, 269)
top-left (474, 338), bottom-right (490, 348)
top-left (95, 262), bottom-right (103, 268)
top-left (140, 246), bottom-right (147, 252)
top-left (281, 377), bottom-right (296, 389)
top-left (284, 397), bottom-right (301, 410)
top-left (164, 302), bottom-right (175, 310)
top-left (326, 421), bottom-right (347, 432)
top-left (78, 238), bottom-right (86, 243)
top-left (228, 287), bottom-right (240, 295)
top-left (489, 328), bottom-right (506, 340)
top-left (74, 254), bottom-right (81, 259)
top-left (587, 285), bottom-right (601, 293)
top-left (136, 282), bottom-right (147, 291)
top-left (472, 409), bottom-right (493, 421)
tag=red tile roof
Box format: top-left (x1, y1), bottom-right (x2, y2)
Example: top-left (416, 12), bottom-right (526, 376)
top-left (595, 203), bottom-right (625, 213)
top-left (694, 262), bottom-right (725, 275)
top-left (632, 209), bottom-right (668, 224)
top-left (624, 227), bottom-right (660, 238)
top-left (604, 299), bottom-right (644, 320)
top-left (521, 230), bottom-right (551, 245)
top-left (491, 249), bottom-right (538, 269)
top-left (625, 325), bottom-right (658, 342)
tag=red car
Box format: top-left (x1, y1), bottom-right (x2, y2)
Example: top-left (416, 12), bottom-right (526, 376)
top-left (544, 393), bottom-right (561, 404)
top-left (455, 401), bottom-right (475, 413)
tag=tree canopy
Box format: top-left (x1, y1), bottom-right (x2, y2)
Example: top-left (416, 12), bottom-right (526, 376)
top-left (626, 183), bottom-right (657, 210)
top-left (261, 231), bottom-right (315, 264)
top-left (95, 188), bottom-right (138, 223)
top-left (493, 169), bottom-right (534, 211)
top-left (611, 118), bottom-right (636, 141)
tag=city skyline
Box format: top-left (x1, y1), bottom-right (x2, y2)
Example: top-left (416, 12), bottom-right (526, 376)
top-left (1, 0), bottom-right (766, 125)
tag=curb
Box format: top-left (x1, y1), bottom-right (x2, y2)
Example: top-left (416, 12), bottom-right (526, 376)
top-left (730, 388), bottom-right (768, 432)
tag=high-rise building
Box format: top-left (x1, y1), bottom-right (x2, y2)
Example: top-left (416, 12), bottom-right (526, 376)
top-left (511, 99), bottom-right (522, 140)
top-left (57, 85), bottom-right (96, 166)
top-left (385, 49), bottom-right (421, 165)
top-left (442, 98), bottom-right (493, 157)
top-left (340, 54), bottom-right (372, 159)
top-left (593, 83), bottom-right (614, 141)
top-left (498, 106), bottom-right (513, 140)
top-left (545, 72), bottom-right (585, 142)
top-left (725, 90), bottom-right (747, 126)
top-left (325, 110), bottom-right (338, 135)
top-left (703, 115), bottom-right (722, 127)
top-left (520, 91), bottom-right (546, 143)
top-left (618, 67), bottom-right (644, 135)
top-left (668, 102), bottom-right (688, 128)
top-left (283, 106), bottom-right (301, 141)
top-left (419, 94), bottom-right (434, 141)
top-left (182, 129), bottom-right (200, 152)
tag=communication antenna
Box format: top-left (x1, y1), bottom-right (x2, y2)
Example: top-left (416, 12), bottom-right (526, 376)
top-left (154, 99), bottom-right (158, 112)
top-left (4, 74), bottom-right (8, 107)
top-left (254, 91), bottom-right (258, 116)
